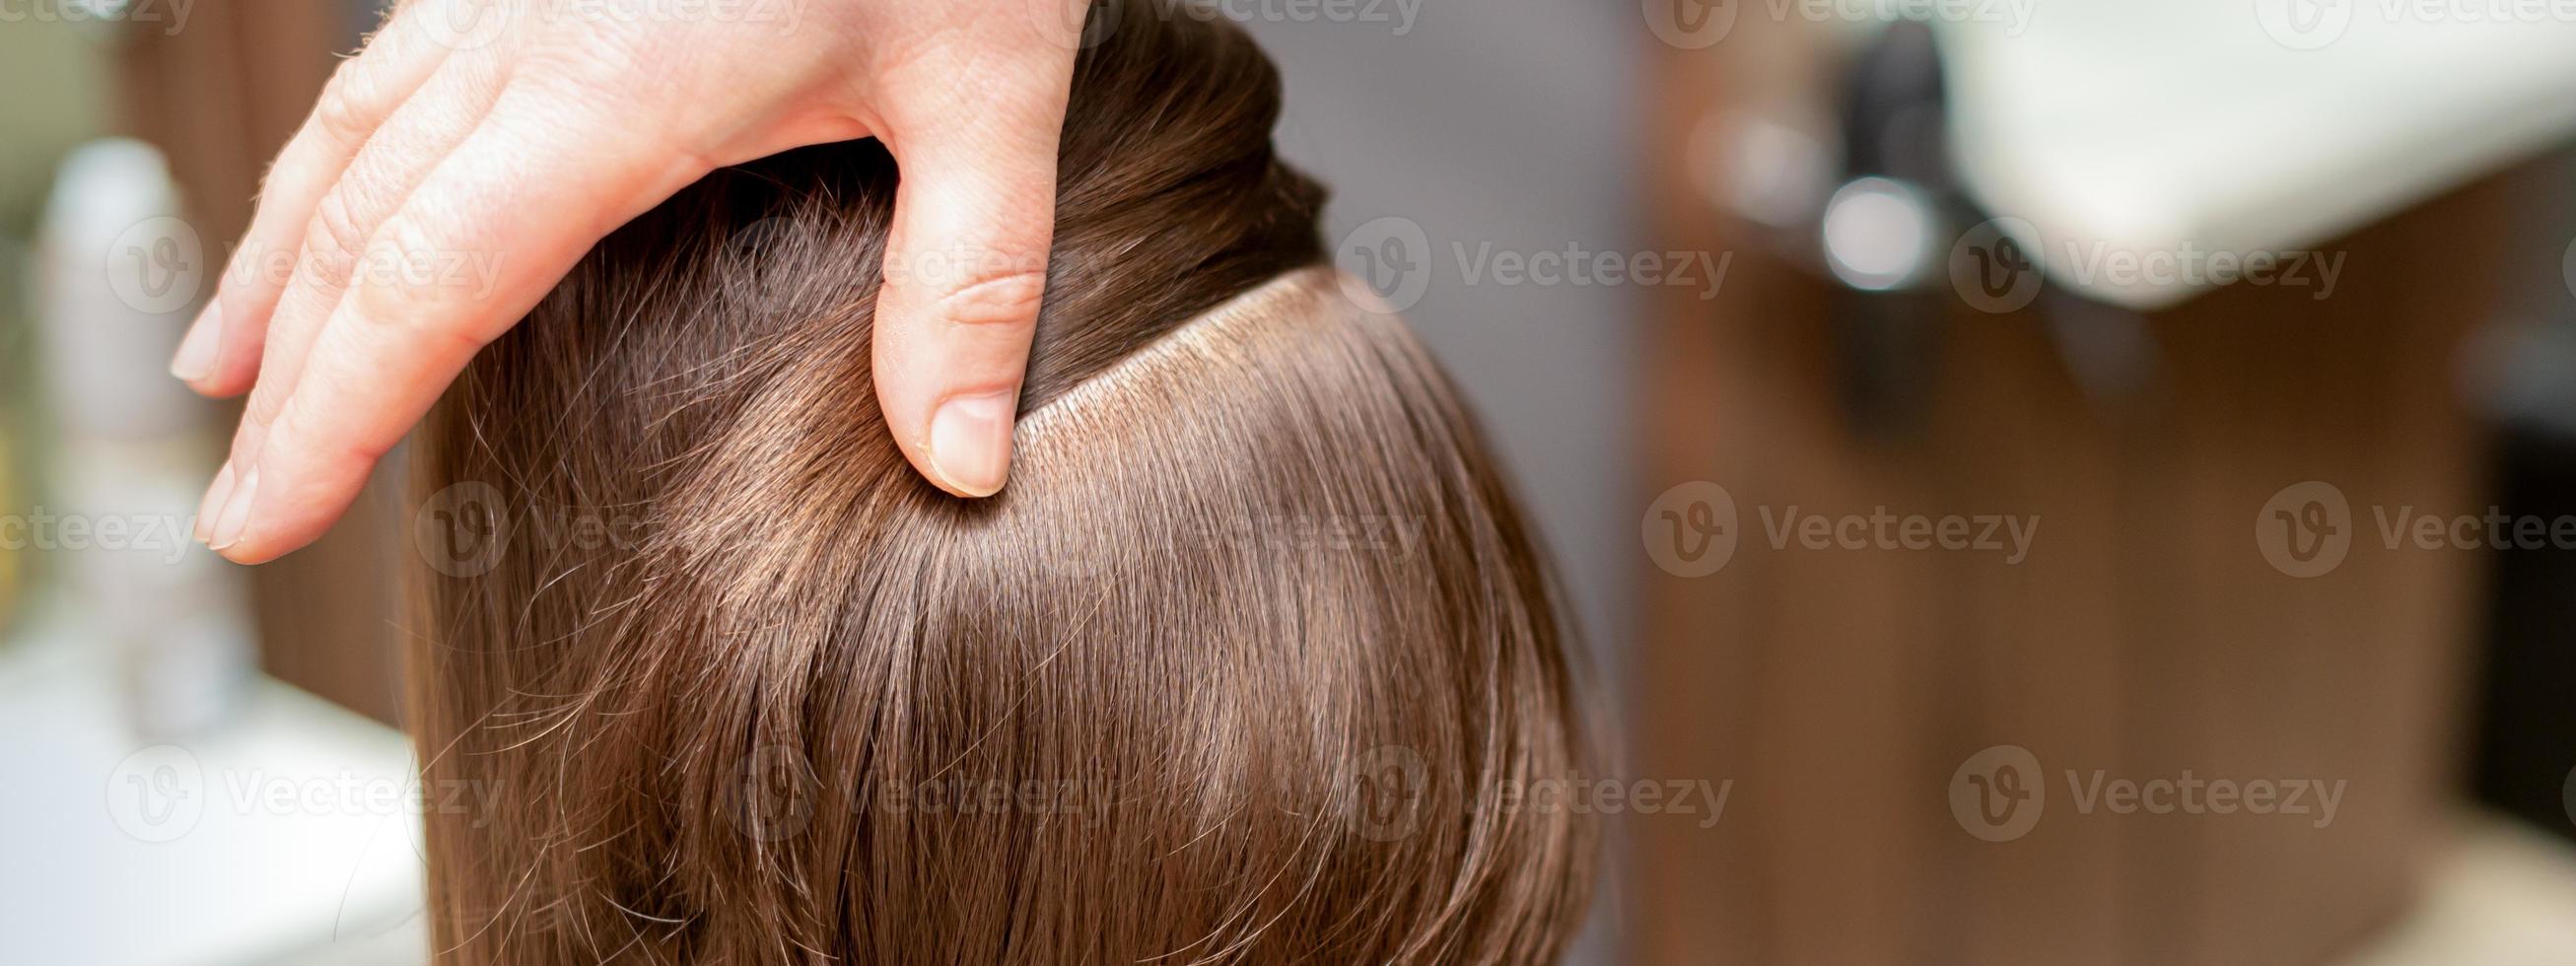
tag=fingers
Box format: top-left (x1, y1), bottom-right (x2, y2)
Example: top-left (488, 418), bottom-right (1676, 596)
top-left (171, 2), bottom-right (455, 395)
top-left (193, 26), bottom-right (503, 546)
top-left (870, 65), bottom-right (1075, 498)
top-left (206, 97), bottom-right (703, 563)
top-left (194, 43), bottom-right (507, 545)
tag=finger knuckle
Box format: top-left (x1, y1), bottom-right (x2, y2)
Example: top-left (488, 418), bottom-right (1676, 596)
top-left (311, 58), bottom-right (380, 145)
top-left (346, 218), bottom-right (495, 355)
top-left (302, 189), bottom-right (372, 289)
top-left (244, 377), bottom-right (293, 429)
top-left (934, 267), bottom-right (1049, 329)
top-left (280, 384), bottom-right (399, 467)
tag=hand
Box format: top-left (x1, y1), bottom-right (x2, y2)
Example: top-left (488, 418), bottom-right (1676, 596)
top-left (173, 0), bottom-right (1088, 562)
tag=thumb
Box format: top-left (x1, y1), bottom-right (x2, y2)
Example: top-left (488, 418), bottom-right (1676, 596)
top-left (870, 82), bottom-right (1070, 498)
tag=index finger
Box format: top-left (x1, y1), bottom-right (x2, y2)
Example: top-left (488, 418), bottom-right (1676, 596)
top-left (209, 103), bottom-right (701, 562)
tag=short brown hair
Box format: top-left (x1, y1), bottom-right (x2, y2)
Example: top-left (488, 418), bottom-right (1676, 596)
top-left (405, 4), bottom-right (1594, 962)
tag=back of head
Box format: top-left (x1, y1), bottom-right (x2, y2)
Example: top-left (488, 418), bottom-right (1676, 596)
top-left (406, 3), bottom-right (1594, 963)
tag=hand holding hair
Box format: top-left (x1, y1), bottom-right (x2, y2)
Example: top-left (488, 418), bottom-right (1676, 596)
top-left (170, 0), bottom-right (1089, 562)
top-left (403, 6), bottom-right (1594, 955)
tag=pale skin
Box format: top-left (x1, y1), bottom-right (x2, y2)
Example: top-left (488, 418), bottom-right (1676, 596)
top-left (173, 0), bottom-right (1092, 562)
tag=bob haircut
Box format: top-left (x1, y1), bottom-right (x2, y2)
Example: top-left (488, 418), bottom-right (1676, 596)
top-left (404, 3), bottom-right (1595, 962)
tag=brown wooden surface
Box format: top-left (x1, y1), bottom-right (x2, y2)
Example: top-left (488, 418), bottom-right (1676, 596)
top-left (116, 3), bottom-right (407, 725)
top-left (1633, 20), bottom-right (2498, 966)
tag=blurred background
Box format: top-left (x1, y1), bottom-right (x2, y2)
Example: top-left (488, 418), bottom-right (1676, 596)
top-left (4, 1), bottom-right (2575, 963)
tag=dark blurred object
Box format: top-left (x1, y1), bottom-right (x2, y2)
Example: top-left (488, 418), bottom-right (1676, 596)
top-left (2472, 427), bottom-right (2576, 844)
top-left (2453, 146), bottom-right (2576, 850)
top-left (1826, 21), bottom-right (1948, 437)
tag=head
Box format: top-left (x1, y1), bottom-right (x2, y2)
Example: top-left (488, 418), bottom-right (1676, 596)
top-left (404, 3), bottom-right (1594, 963)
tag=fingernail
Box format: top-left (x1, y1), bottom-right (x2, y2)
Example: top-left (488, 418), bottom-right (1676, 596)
top-left (194, 461), bottom-right (236, 543)
top-left (209, 466), bottom-right (259, 551)
top-left (928, 389), bottom-right (1017, 498)
top-left (171, 302), bottom-right (222, 381)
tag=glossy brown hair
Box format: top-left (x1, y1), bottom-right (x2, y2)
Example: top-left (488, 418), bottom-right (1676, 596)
top-left (404, 3), bottom-right (1593, 962)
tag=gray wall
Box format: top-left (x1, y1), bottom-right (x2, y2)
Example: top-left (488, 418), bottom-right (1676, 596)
top-left (1241, 6), bottom-right (1642, 960)
top-left (1244, 0), bottom-right (1642, 672)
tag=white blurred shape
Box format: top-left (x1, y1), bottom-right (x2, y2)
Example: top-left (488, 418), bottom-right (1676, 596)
top-left (1938, 0), bottom-right (2576, 309)
top-left (1823, 175), bottom-right (1937, 290)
